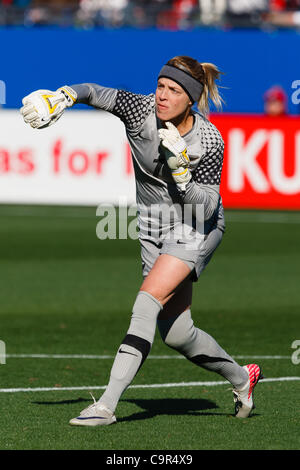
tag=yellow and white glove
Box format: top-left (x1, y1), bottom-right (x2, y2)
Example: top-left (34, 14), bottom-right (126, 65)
top-left (20, 86), bottom-right (77, 129)
top-left (158, 121), bottom-right (191, 191)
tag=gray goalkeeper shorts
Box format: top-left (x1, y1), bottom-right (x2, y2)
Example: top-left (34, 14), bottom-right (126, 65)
top-left (139, 206), bottom-right (225, 282)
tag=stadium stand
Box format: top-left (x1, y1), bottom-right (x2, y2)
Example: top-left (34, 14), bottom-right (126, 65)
top-left (0, 0), bottom-right (299, 28)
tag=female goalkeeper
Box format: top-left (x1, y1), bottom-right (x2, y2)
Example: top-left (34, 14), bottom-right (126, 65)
top-left (21, 55), bottom-right (263, 425)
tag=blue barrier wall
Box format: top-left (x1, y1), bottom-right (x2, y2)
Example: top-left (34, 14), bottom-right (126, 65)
top-left (1, 27), bottom-right (299, 113)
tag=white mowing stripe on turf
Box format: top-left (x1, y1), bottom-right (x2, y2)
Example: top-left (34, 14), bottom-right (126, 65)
top-left (0, 209), bottom-right (94, 219)
top-left (225, 213), bottom-right (300, 224)
top-left (1, 207), bottom-right (300, 224)
top-left (0, 377), bottom-right (299, 393)
top-left (5, 354), bottom-right (291, 360)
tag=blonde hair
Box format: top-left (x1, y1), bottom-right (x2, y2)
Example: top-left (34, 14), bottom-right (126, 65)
top-left (166, 56), bottom-right (224, 116)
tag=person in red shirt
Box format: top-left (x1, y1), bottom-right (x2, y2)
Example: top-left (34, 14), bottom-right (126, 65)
top-left (264, 85), bottom-right (288, 116)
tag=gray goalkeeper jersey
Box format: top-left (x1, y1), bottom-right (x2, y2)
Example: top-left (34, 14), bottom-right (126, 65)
top-left (71, 83), bottom-right (225, 239)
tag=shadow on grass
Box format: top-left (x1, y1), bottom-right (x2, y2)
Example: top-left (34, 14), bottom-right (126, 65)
top-left (119, 399), bottom-right (262, 421)
top-left (32, 397), bottom-right (90, 406)
top-left (118, 398), bottom-right (228, 422)
top-left (32, 396), bottom-right (262, 421)
top-left (32, 396), bottom-right (230, 420)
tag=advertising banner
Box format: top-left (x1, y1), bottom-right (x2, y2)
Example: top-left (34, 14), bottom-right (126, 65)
top-left (211, 114), bottom-right (300, 210)
top-left (1, 110), bottom-right (299, 209)
top-left (0, 110), bottom-right (135, 205)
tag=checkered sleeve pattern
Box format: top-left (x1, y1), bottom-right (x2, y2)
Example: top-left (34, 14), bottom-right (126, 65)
top-left (192, 121), bottom-right (224, 185)
top-left (112, 90), bottom-right (155, 130)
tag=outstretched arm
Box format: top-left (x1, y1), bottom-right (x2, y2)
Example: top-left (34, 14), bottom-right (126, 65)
top-left (21, 83), bottom-right (154, 131)
top-left (71, 84), bottom-right (154, 130)
top-left (70, 83), bottom-right (118, 111)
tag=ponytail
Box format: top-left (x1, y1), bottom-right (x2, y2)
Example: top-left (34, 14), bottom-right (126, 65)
top-left (198, 63), bottom-right (224, 116)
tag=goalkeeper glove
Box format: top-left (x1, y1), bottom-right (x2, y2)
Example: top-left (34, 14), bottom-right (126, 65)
top-left (20, 86), bottom-right (77, 129)
top-left (158, 121), bottom-right (191, 191)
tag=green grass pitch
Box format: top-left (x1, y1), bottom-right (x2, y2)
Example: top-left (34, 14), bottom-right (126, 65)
top-left (0, 204), bottom-right (299, 451)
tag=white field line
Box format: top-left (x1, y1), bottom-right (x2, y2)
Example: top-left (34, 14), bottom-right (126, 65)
top-left (0, 377), bottom-right (299, 393)
top-left (5, 354), bottom-right (291, 360)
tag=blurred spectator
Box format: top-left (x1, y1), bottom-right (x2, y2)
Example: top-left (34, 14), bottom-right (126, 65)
top-left (156, 0), bottom-right (197, 30)
top-left (173, 0), bottom-right (198, 28)
top-left (263, 85), bottom-right (288, 116)
top-left (76, 0), bottom-right (129, 28)
top-left (0, 0), bottom-right (300, 29)
top-left (226, 0), bottom-right (269, 26)
top-left (134, 1), bottom-right (174, 29)
top-left (24, 0), bottom-right (79, 26)
top-left (14, 0), bottom-right (32, 5)
top-left (227, 0), bottom-right (269, 14)
top-left (263, 0), bottom-right (300, 27)
top-left (198, 0), bottom-right (226, 25)
top-left (0, 0), bottom-right (32, 26)
top-left (269, 0), bottom-right (287, 10)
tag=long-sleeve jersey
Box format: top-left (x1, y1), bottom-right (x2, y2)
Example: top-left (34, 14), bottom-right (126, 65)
top-left (71, 83), bottom-right (225, 238)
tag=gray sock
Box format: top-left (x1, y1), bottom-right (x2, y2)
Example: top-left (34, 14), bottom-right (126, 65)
top-left (158, 309), bottom-right (248, 389)
top-left (99, 291), bottom-right (162, 412)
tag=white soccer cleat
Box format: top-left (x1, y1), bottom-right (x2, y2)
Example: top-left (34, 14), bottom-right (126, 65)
top-left (233, 364), bottom-right (263, 418)
top-left (69, 395), bottom-right (117, 426)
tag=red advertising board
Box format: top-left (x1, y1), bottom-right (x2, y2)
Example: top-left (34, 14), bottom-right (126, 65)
top-left (210, 114), bottom-right (300, 210)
